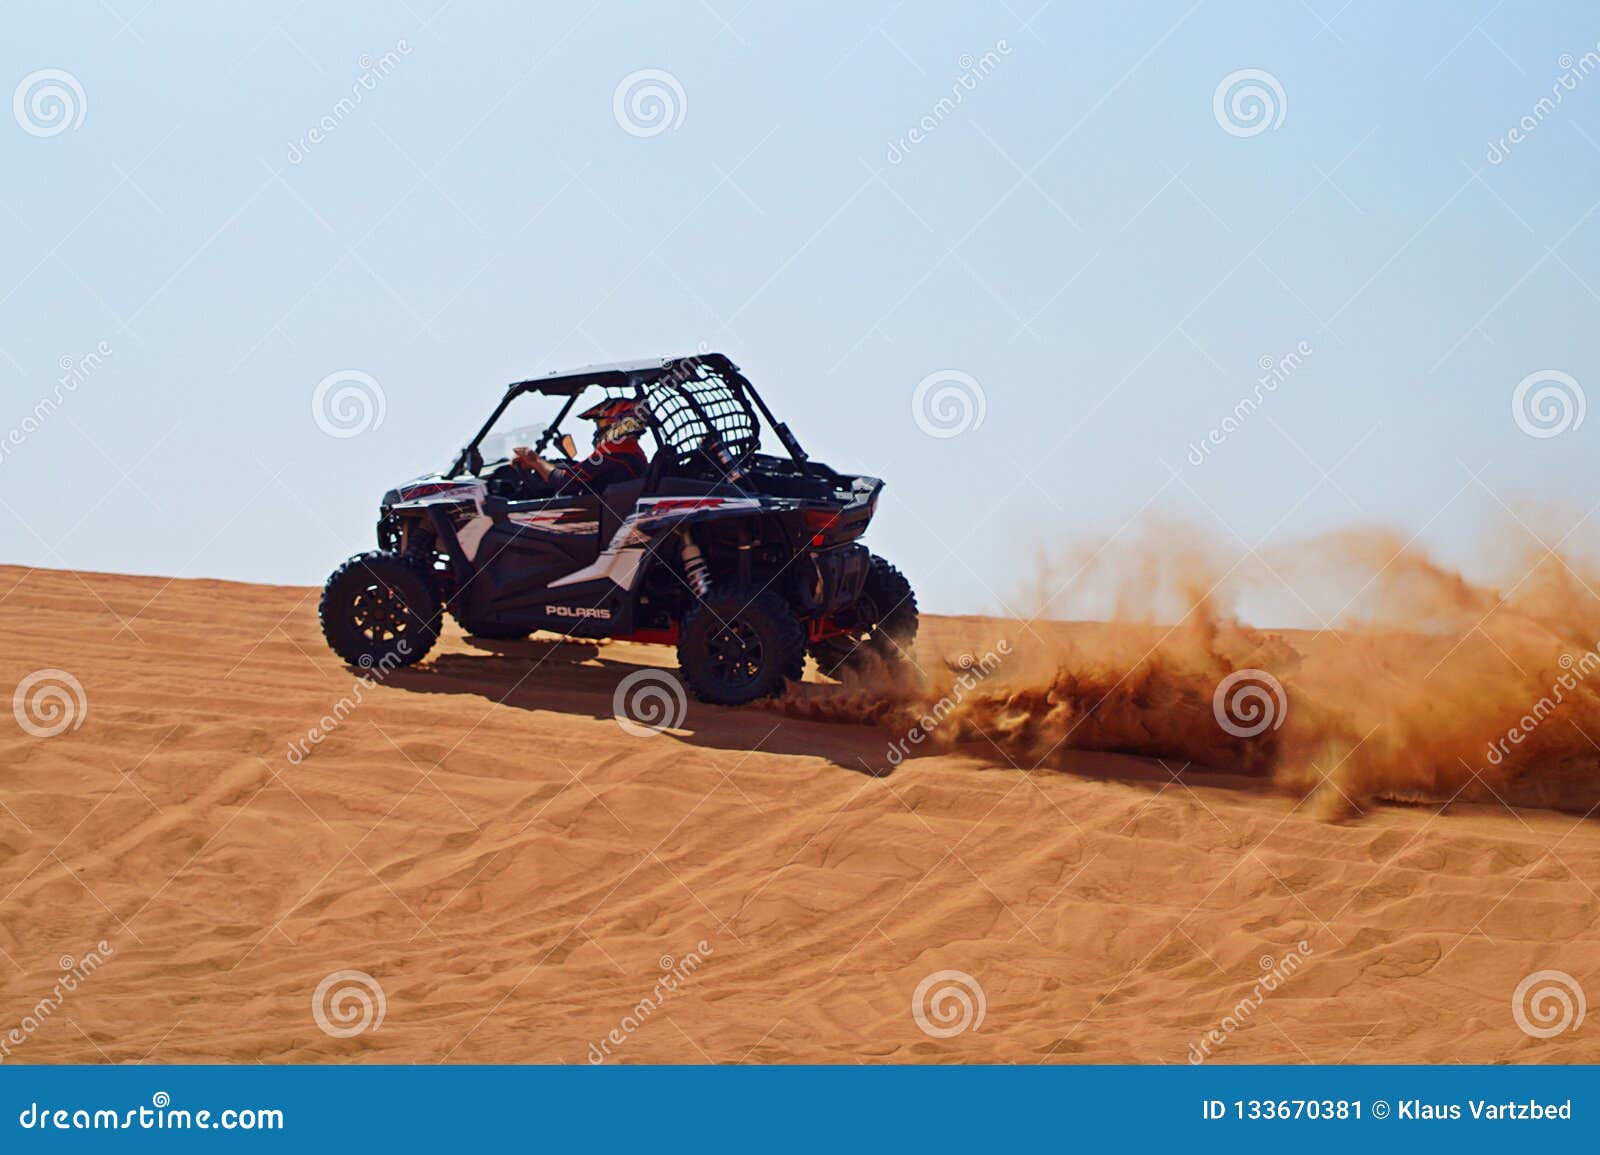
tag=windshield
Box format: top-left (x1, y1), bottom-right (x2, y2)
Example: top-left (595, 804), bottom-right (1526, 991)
top-left (473, 394), bottom-right (570, 467)
top-left (481, 422), bottom-right (548, 465)
top-left (463, 389), bottom-right (662, 474)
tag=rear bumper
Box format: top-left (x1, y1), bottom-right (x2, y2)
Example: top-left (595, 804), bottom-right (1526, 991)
top-left (795, 543), bottom-right (870, 615)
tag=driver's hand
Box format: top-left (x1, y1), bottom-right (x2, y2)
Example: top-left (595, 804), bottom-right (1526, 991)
top-left (511, 446), bottom-right (537, 471)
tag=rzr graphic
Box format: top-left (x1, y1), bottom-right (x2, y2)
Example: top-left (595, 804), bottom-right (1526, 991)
top-left (319, 353), bottom-right (919, 705)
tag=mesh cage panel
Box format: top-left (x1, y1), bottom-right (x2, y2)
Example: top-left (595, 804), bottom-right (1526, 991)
top-left (643, 359), bottom-right (760, 461)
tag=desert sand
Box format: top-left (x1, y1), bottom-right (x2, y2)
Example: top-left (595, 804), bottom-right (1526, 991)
top-left (1, 562), bottom-right (1597, 1064)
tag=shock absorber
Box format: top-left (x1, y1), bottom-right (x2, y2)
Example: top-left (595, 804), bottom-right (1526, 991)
top-left (679, 528), bottom-right (712, 597)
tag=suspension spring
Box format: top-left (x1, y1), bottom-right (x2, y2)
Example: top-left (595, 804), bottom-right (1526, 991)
top-left (680, 529), bottom-right (712, 598)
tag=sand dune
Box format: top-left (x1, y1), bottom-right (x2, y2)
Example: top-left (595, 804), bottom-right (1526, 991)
top-left (1, 563), bottom-right (1596, 1064)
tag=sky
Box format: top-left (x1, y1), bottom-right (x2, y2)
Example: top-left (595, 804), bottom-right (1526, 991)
top-left (3, 1), bottom-right (1599, 618)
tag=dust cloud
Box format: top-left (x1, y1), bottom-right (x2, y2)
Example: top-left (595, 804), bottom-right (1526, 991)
top-left (782, 525), bottom-right (1600, 817)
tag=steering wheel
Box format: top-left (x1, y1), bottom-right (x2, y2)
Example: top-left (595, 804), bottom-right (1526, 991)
top-left (485, 462), bottom-right (528, 499)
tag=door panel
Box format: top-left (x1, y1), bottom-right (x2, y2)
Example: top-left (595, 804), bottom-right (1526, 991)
top-left (474, 497), bottom-right (602, 613)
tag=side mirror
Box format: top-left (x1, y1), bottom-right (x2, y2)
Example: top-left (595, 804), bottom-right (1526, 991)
top-left (558, 433), bottom-right (577, 459)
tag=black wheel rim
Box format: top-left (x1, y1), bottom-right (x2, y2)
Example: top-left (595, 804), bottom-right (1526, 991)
top-left (842, 590), bottom-right (882, 642)
top-left (350, 581), bottom-right (411, 643)
top-left (818, 593), bottom-right (881, 673)
top-left (708, 618), bottom-right (765, 688)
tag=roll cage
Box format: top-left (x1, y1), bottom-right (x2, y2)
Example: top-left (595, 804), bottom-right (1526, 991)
top-left (446, 353), bottom-right (812, 479)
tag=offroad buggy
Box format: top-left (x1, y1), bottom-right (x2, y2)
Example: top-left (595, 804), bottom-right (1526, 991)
top-left (319, 353), bottom-right (918, 705)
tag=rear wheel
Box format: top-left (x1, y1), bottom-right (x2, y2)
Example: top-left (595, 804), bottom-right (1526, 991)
top-left (320, 551), bottom-right (439, 668)
top-left (677, 586), bottom-right (806, 705)
top-left (810, 554), bottom-right (919, 678)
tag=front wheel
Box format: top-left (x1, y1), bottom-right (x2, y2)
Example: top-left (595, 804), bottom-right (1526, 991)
top-left (676, 586), bottom-right (806, 705)
top-left (320, 551), bottom-right (440, 668)
top-left (810, 554), bottom-right (919, 678)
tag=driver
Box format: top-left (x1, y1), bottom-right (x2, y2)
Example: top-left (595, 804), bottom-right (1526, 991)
top-left (512, 397), bottom-right (649, 495)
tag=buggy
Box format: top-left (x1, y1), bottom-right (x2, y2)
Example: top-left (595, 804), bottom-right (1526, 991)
top-left (319, 353), bottom-right (918, 704)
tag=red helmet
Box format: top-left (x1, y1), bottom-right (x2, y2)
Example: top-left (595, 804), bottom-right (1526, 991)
top-left (577, 397), bottom-right (647, 442)
top-left (578, 397), bottom-right (640, 422)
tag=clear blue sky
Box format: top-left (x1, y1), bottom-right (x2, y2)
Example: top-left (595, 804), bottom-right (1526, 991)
top-left (3, 2), bottom-right (1597, 617)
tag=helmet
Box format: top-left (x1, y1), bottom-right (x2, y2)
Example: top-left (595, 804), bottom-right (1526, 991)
top-left (577, 397), bottom-right (642, 423)
top-left (577, 397), bottom-right (647, 444)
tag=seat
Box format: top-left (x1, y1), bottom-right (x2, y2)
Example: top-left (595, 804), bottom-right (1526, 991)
top-left (643, 443), bottom-right (677, 490)
top-left (599, 478), bottom-right (647, 543)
